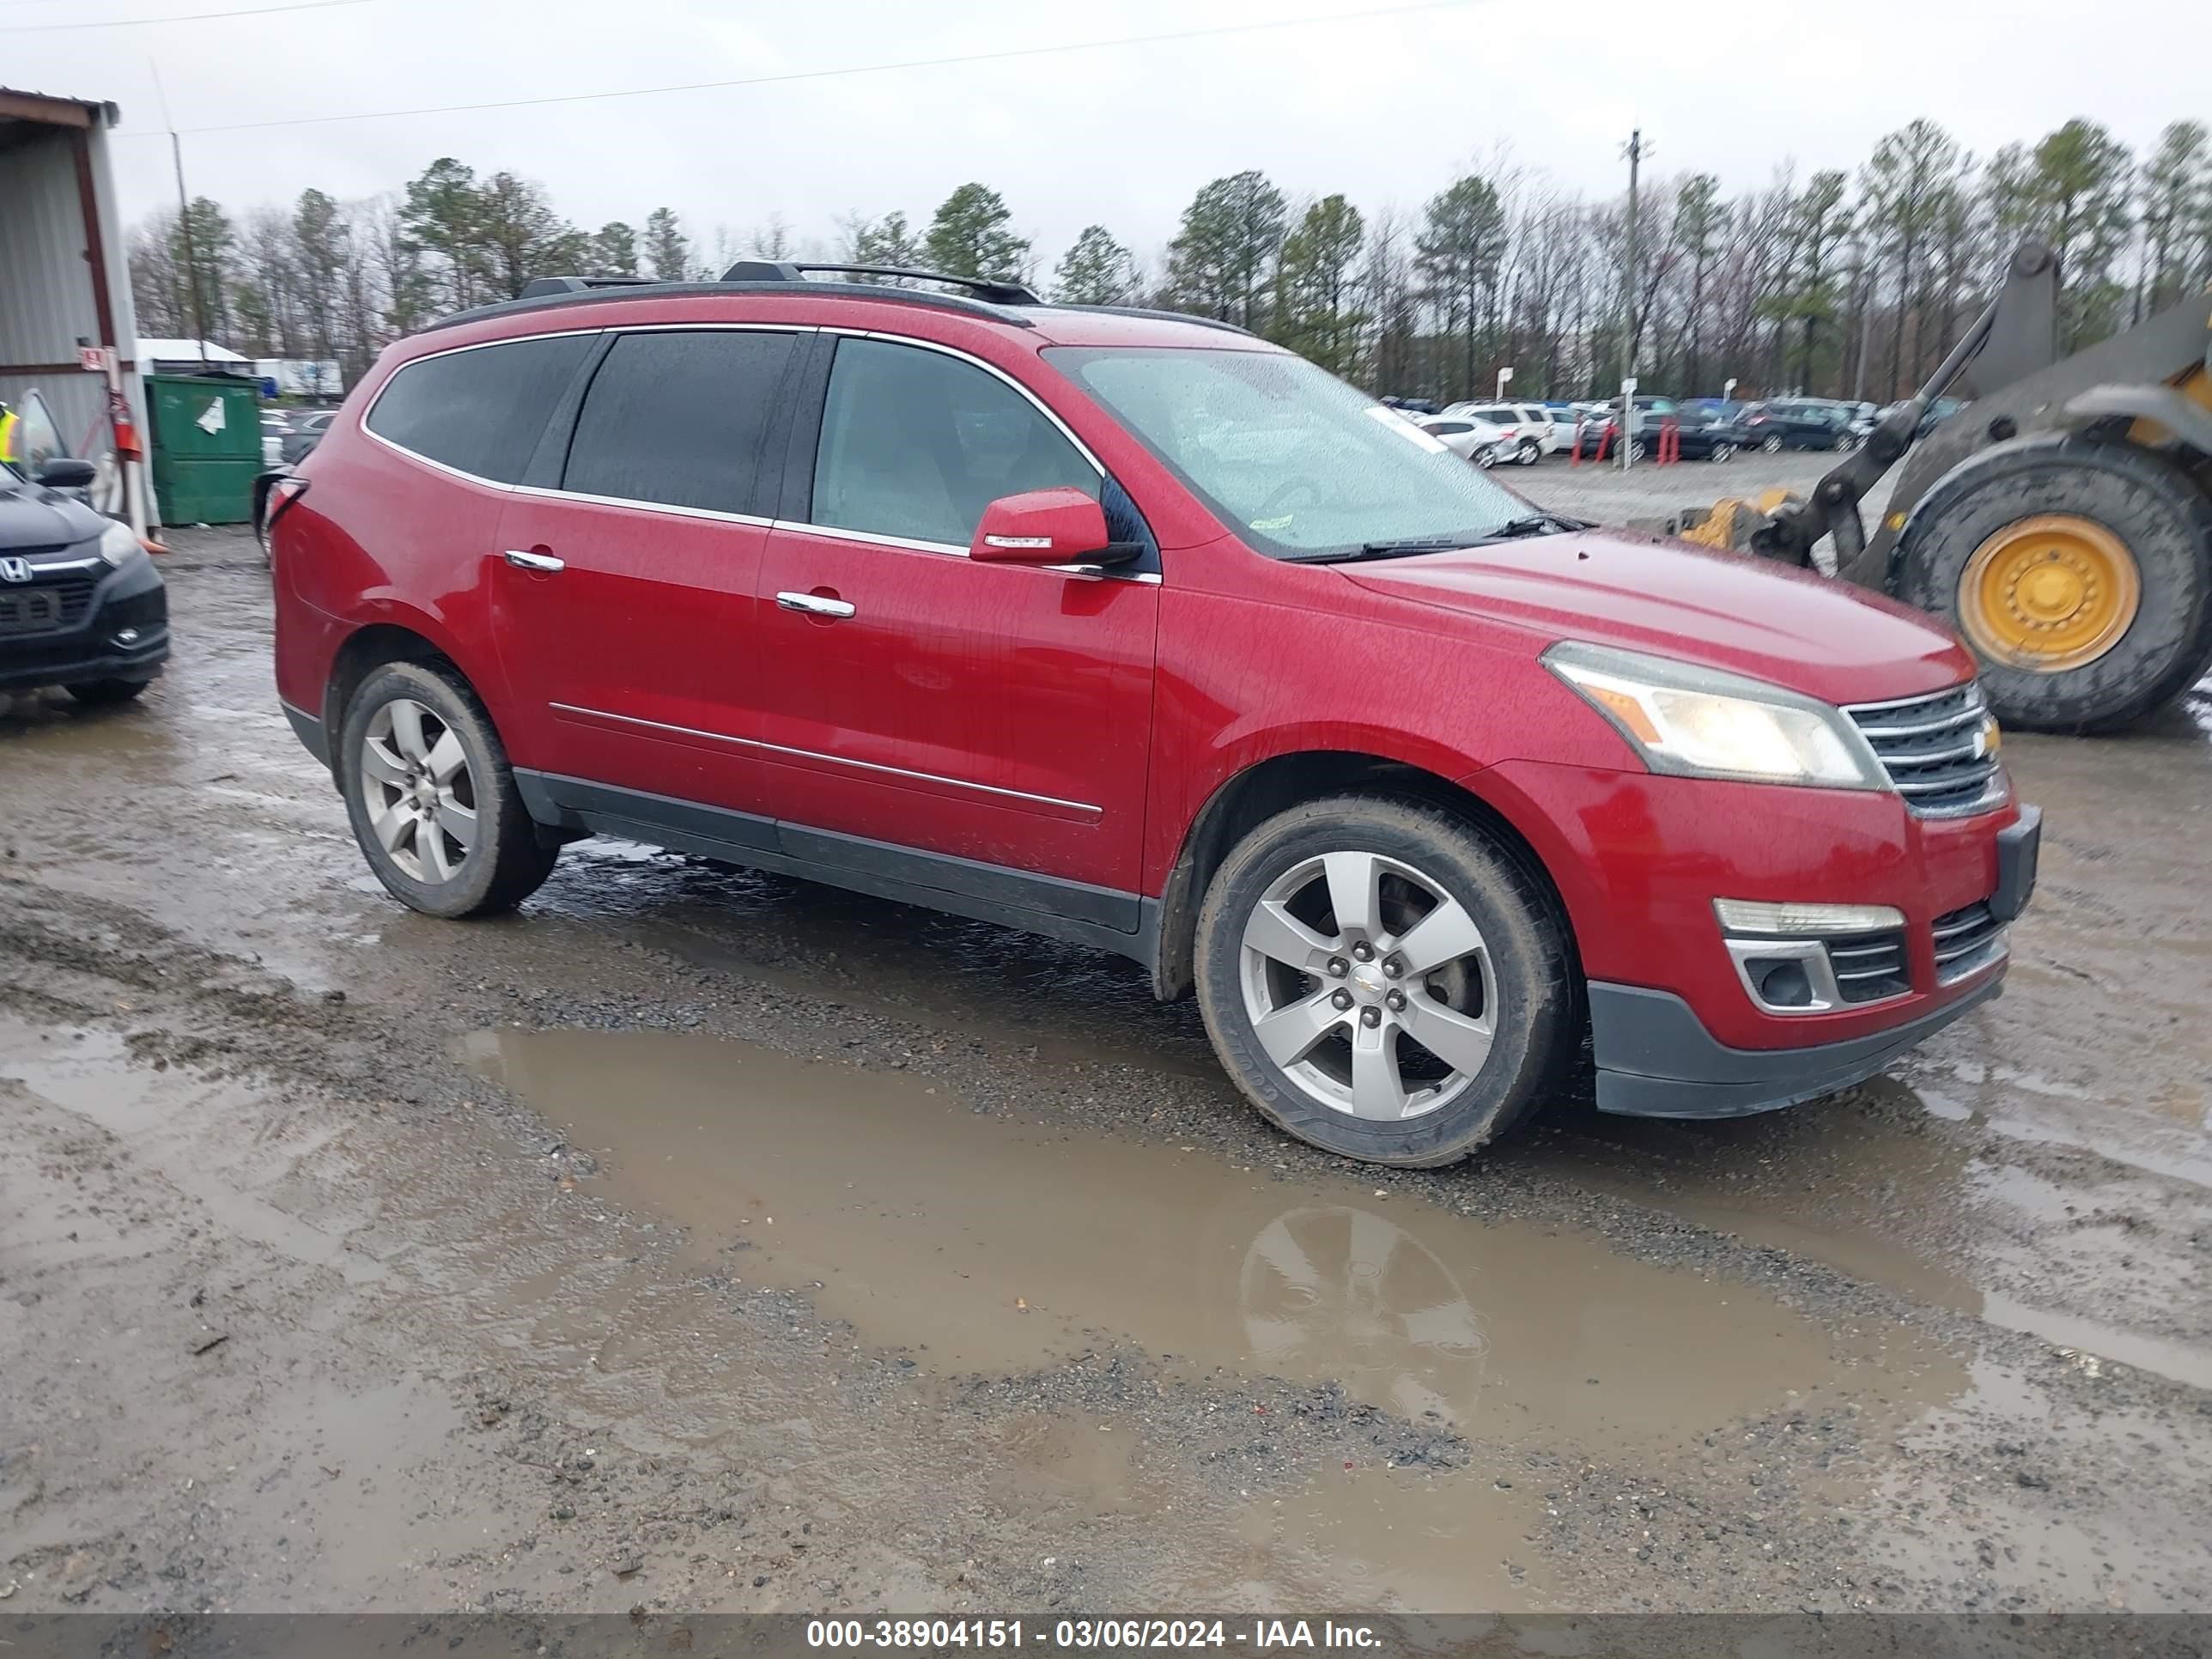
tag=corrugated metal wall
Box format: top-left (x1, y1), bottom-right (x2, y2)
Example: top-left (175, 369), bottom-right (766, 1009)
top-left (0, 114), bottom-right (149, 511)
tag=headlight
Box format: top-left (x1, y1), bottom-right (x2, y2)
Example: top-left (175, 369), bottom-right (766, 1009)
top-left (1544, 641), bottom-right (1888, 790)
top-left (96, 519), bottom-right (143, 567)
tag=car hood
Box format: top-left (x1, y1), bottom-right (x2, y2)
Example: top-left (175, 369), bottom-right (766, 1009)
top-left (1341, 529), bottom-right (1972, 706)
top-left (0, 474), bottom-right (104, 552)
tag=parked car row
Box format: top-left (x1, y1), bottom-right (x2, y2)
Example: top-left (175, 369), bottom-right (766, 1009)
top-left (262, 406), bottom-right (337, 466)
top-left (1388, 386), bottom-right (1967, 467)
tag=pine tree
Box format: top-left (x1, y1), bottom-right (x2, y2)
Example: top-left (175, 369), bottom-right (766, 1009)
top-left (1414, 175), bottom-right (1505, 398)
top-left (401, 158), bottom-right (491, 310)
top-left (2030, 119), bottom-right (2136, 349)
top-left (590, 222), bottom-right (639, 276)
top-left (922, 184), bottom-right (1029, 280)
top-left (1166, 171), bottom-right (1288, 330)
top-left (1053, 226), bottom-right (1136, 306)
top-left (1271, 195), bottom-right (1367, 375)
top-left (1672, 174), bottom-right (1723, 392)
top-left (2138, 121), bottom-right (2209, 313)
top-left (642, 208), bottom-right (690, 282)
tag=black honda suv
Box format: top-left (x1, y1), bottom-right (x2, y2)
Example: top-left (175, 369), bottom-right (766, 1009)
top-left (0, 456), bottom-right (169, 706)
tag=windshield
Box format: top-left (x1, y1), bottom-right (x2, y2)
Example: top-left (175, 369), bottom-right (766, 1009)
top-left (1046, 346), bottom-right (1524, 558)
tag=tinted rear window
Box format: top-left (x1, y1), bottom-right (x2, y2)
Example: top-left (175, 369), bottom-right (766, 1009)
top-left (366, 335), bottom-right (592, 483)
top-left (564, 330), bottom-right (800, 517)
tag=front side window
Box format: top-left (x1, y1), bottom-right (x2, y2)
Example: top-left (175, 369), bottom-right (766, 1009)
top-left (809, 337), bottom-right (1098, 547)
top-left (564, 330), bottom-right (799, 517)
top-left (366, 334), bottom-right (592, 483)
top-left (1047, 346), bottom-right (1524, 559)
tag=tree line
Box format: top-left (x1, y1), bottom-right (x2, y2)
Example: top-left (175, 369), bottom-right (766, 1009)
top-left (127, 115), bottom-right (2210, 404)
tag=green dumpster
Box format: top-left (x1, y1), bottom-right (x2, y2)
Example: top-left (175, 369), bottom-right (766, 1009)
top-left (148, 374), bottom-right (264, 525)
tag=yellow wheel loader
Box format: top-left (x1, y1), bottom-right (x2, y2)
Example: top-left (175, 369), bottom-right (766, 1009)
top-left (1656, 243), bottom-right (2212, 733)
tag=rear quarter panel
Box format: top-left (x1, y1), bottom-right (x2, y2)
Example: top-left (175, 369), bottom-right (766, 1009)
top-left (273, 413), bottom-right (516, 727)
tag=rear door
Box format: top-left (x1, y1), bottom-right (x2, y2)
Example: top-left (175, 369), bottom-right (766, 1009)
top-left (748, 333), bottom-right (1160, 914)
top-left (491, 325), bottom-right (806, 821)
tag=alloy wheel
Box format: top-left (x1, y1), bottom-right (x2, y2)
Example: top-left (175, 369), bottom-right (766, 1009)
top-left (1237, 850), bottom-right (1496, 1121)
top-left (360, 697), bottom-right (478, 883)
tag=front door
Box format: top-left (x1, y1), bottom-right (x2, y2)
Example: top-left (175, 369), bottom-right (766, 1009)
top-left (750, 335), bottom-right (1158, 915)
top-left (492, 326), bottom-right (805, 820)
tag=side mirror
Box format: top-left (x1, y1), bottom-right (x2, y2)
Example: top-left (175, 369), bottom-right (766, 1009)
top-left (37, 458), bottom-right (97, 489)
top-left (969, 487), bottom-right (1128, 566)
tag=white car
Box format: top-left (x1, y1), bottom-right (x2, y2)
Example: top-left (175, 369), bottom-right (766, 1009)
top-left (1437, 402), bottom-right (1558, 465)
top-left (1417, 414), bottom-right (1507, 466)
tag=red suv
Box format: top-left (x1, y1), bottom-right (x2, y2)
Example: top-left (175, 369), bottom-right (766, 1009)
top-left (270, 263), bottom-right (2039, 1166)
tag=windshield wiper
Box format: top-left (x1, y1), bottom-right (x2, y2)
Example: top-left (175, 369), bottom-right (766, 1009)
top-left (1472, 513), bottom-right (1592, 542)
top-left (1280, 536), bottom-right (1471, 565)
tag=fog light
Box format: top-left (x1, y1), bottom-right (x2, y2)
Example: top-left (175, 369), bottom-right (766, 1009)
top-left (1714, 898), bottom-right (1904, 935)
top-left (1746, 957), bottom-right (1814, 1008)
top-left (113, 627), bottom-right (140, 646)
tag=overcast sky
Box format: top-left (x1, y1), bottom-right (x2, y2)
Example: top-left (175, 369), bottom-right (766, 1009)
top-left (9, 0), bottom-right (2207, 270)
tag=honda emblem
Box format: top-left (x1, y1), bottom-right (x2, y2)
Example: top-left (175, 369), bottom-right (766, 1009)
top-left (0, 557), bottom-right (33, 584)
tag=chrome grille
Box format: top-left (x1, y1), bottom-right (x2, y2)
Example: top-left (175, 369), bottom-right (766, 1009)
top-left (1932, 900), bottom-right (2006, 984)
top-left (1844, 681), bottom-right (2004, 818)
top-left (0, 573), bottom-right (96, 635)
top-left (1826, 930), bottom-right (1911, 1003)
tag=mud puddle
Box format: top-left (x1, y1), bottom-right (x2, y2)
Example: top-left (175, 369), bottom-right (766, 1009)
top-left (1549, 1079), bottom-right (2212, 1391)
top-left (459, 1027), bottom-right (1966, 1443)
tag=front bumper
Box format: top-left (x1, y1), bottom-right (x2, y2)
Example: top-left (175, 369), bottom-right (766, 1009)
top-left (1588, 803), bottom-right (2039, 1117)
top-left (0, 559), bottom-right (170, 693)
top-left (1589, 973), bottom-right (2002, 1117)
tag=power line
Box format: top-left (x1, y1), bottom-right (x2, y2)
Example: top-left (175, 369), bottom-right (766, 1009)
top-left (167, 0), bottom-right (1488, 135)
top-left (1, 0), bottom-right (371, 33)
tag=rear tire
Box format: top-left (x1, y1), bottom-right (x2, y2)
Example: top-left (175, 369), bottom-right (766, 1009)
top-left (337, 659), bottom-right (558, 917)
top-left (1760, 434), bottom-right (1784, 454)
top-left (1899, 437), bottom-right (2212, 733)
top-left (63, 677), bottom-right (152, 707)
top-left (1194, 795), bottom-right (1573, 1167)
top-left (1710, 442), bottom-right (1736, 464)
top-left (1515, 438), bottom-right (1541, 466)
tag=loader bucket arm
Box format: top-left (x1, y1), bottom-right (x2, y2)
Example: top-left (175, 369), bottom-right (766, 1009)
top-left (1756, 243), bottom-right (2062, 581)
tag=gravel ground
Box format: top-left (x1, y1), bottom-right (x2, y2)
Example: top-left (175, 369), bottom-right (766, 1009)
top-left (1, 503), bottom-right (2207, 1620)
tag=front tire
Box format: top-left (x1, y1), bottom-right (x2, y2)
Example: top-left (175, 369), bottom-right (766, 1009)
top-left (1473, 445), bottom-right (1498, 469)
top-left (1194, 796), bottom-right (1574, 1166)
top-left (1710, 441), bottom-right (1736, 464)
top-left (1899, 438), bottom-right (2212, 733)
top-left (338, 659), bottom-right (558, 917)
top-left (1760, 434), bottom-right (1784, 455)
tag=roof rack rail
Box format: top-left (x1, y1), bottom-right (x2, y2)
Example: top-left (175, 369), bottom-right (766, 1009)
top-left (1054, 302), bottom-right (1255, 337)
top-left (721, 259), bottom-right (1042, 307)
top-left (516, 274), bottom-right (661, 299)
top-left (425, 277), bottom-right (1038, 334)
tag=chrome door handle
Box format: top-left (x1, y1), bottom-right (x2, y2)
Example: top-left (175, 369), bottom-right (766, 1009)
top-left (503, 549), bottom-right (564, 573)
top-left (775, 591), bottom-right (856, 619)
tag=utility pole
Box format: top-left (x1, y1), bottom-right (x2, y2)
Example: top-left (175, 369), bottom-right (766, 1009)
top-left (152, 64), bottom-right (210, 368)
top-left (170, 134), bottom-right (210, 368)
top-left (1620, 127), bottom-right (1644, 472)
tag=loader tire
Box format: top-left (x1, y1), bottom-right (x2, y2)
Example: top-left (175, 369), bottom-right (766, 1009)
top-left (1898, 437), bottom-right (2212, 734)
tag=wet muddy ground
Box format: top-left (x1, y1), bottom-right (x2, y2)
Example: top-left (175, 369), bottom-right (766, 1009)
top-left (2, 520), bottom-right (2208, 1617)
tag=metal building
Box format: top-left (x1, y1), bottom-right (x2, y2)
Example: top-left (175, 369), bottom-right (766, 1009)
top-left (0, 86), bottom-right (150, 526)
